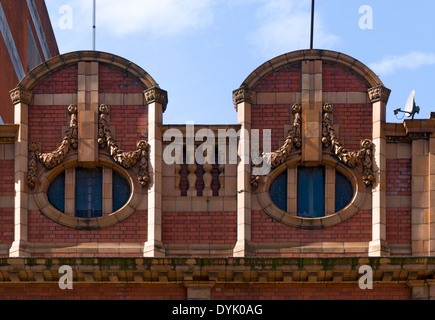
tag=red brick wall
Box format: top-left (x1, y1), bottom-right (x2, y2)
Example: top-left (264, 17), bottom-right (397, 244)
top-left (99, 65), bottom-right (146, 94)
top-left (0, 284), bottom-right (186, 300)
top-left (110, 105), bottom-right (148, 151)
top-left (28, 210), bottom-right (147, 248)
top-left (386, 159), bottom-right (412, 246)
top-left (28, 105), bottom-right (68, 153)
top-left (331, 103), bottom-right (372, 151)
top-left (0, 209), bottom-right (13, 247)
top-left (32, 65), bottom-right (78, 94)
top-left (162, 211), bottom-right (237, 244)
top-left (251, 63), bottom-right (301, 151)
top-left (251, 210), bottom-right (372, 246)
top-left (322, 62), bottom-right (368, 92)
top-left (0, 160), bottom-right (14, 197)
top-left (212, 283), bottom-right (411, 300)
top-left (254, 64), bottom-right (301, 92)
top-left (387, 159), bottom-right (412, 196)
top-left (0, 283), bottom-right (411, 300)
top-left (323, 62), bottom-right (372, 151)
top-left (0, 160), bottom-right (14, 248)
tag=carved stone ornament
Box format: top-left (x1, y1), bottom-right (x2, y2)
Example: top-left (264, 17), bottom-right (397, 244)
top-left (368, 85), bottom-right (391, 103)
top-left (10, 86), bottom-right (33, 105)
top-left (98, 105), bottom-right (151, 188)
top-left (322, 104), bottom-right (374, 187)
top-left (233, 85), bottom-right (256, 110)
top-left (250, 104), bottom-right (302, 190)
top-left (27, 105), bottom-right (78, 189)
top-left (144, 86), bottom-right (168, 112)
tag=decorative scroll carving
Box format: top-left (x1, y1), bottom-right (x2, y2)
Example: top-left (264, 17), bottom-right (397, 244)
top-left (268, 104), bottom-right (302, 169)
top-left (250, 104), bottom-right (302, 189)
top-left (98, 104), bottom-right (151, 188)
top-left (27, 105), bottom-right (78, 189)
top-left (322, 104), bottom-right (374, 187)
top-left (233, 85), bottom-right (255, 110)
top-left (27, 142), bottom-right (40, 189)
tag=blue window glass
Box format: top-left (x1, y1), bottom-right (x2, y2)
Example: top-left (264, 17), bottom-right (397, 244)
top-left (269, 172), bottom-right (287, 211)
top-left (75, 168), bottom-right (102, 218)
top-left (298, 167), bottom-right (325, 218)
top-left (47, 173), bottom-right (65, 212)
top-left (335, 171), bottom-right (353, 212)
top-left (113, 171), bottom-right (130, 212)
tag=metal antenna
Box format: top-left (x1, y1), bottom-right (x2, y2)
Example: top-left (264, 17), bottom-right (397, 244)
top-left (310, 0), bottom-right (315, 49)
top-left (92, 0), bottom-right (96, 50)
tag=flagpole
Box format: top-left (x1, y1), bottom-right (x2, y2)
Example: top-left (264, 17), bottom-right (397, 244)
top-left (310, 0), bottom-right (315, 49)
top-left (93, 0), bottom-right (96, 50)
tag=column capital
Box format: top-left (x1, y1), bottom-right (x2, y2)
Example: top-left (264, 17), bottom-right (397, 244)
top-left (233, 85), bottom-right (255, 111)
top-left (368, 85), bottom-right (391, 103)
top-left (9, 86), bottom-right (33, 105)
top-left (144, 86), bottom-right (168, 112)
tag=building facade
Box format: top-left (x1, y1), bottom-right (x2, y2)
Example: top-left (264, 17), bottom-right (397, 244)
top-left (0, 49), bottom-right (434, 300)
top-left (0, 0), bottom-right (58, 124)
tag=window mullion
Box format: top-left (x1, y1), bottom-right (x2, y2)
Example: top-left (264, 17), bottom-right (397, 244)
top-left (325, 166), bottom-right (336, 216)
top-left (65, 167), bottom-right (75, 216)
top-left (102, 167), bottom-right (113, 215)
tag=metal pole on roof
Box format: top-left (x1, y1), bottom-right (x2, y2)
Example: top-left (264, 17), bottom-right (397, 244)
top-left (310, 0), bottom-right (315, 50)
top-left (93, 0), bottom-right (96, 50)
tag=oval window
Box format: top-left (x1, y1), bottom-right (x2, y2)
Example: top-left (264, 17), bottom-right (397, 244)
top-left (113, 170), bottom-right (130, 211)
top-left (47, 173), bottom-right (65, 212)
top-left (335, 170), bottom-right (353, 212)
top-left (46, 167), bottom-right (131, 217)
top-left (269, 172), bottom-right (287, 211)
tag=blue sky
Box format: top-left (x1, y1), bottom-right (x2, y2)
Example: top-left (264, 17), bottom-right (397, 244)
top-left (45, 0), bottom-right (435, 125)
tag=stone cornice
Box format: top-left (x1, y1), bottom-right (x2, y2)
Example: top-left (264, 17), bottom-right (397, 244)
top-left (0, 124), bottom-right (19, 144)
top-left (0, 257), bottom-right (433, 284)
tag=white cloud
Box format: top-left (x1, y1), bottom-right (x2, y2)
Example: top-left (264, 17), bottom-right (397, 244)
top-left (248, 0), bottom-right (340, 58)
top-left (75, 0), bottom-right (215, 37)
top-left (370, 51), bottom-right (435, 76)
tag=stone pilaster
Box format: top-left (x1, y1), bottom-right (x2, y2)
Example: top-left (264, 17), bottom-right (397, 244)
top-left (368, 85), bottom-right (391, 256)
top-left (411, 137), bottom-right (430, 255)
top-left (143, 86), bottom-right (167, 257)
top-left (233, 86), bottom-right (255, 257)
top-left (301, 60), bottom-right (322, 165)
top-left (77, 61), bottom-right (99, 165)
top-left (9, 87), bottom-right (32, 257)
top-left (430, 135), bottom-right (435, 256)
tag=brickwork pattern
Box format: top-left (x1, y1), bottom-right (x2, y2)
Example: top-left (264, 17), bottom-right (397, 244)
top-left (252, 64), bottom-right (301, 151)
top-left (386, 159), bottom-right (412, 196)
top-left (109, 105), bottom-right (148, 151)
top-left (28, 105), bottom-right (68, 153)
top-left (331, 103), bottom-right (372, 151)
top-left (212, 283), bottom-right (411, 300)
top-left (322, 62), bottom-right (368, 92)
top-left (162, 211), bottom-right (237, 244)
top-left (33, 65), bottom-right (78, 94)
top-left (0, 284), bottom-right (186, 300)
top-left (251, 210), bottom-right (372, 244)
top-left (0, 209), bottom-right (13, 246)
top-left (28, 210), bottom-right (148, 244)
top-left (386, 159), bottom-right (412, 245)
top-left (99, 65), bottom-right (146, 94)
top-left (0, 160), bottom-right (14, 196)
